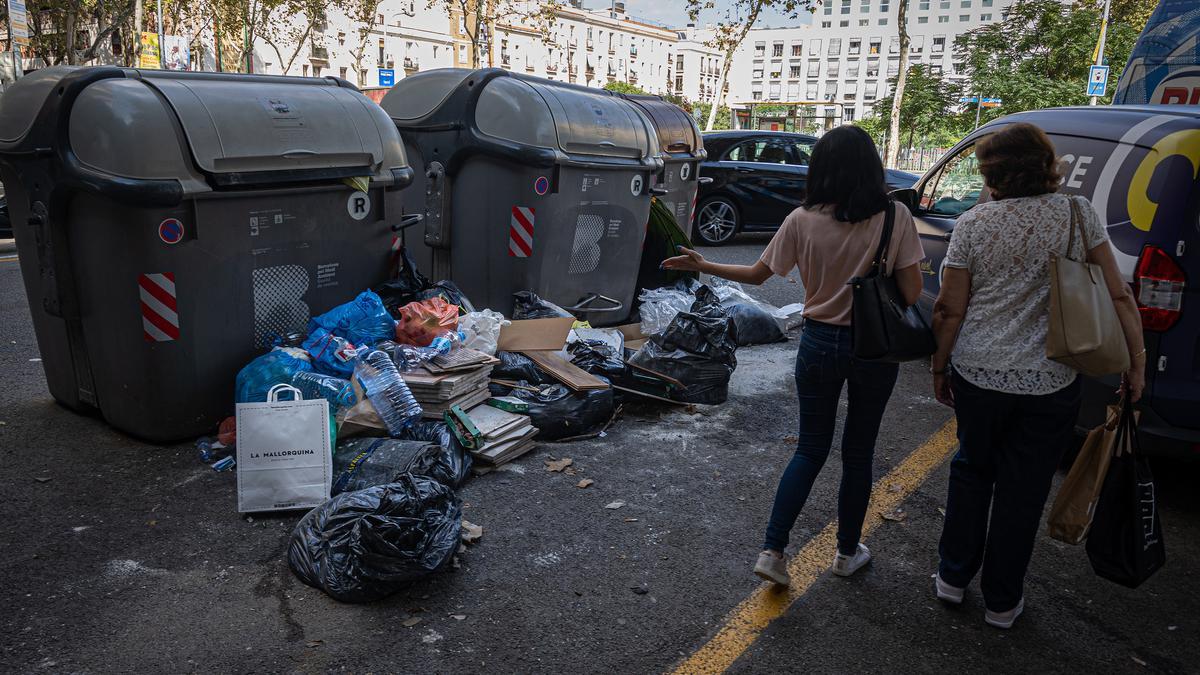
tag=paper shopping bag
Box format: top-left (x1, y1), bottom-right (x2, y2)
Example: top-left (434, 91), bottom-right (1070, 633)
top-left (1046, 403), bottom-right (1121, 544)
top-left (236, 384), bottom-right (333, 513)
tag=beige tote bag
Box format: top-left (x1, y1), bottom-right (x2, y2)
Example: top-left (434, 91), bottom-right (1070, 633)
top-left (1045, 196), bottom-right (1130, 377)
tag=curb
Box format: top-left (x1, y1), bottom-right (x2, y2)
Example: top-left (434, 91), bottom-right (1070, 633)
top-left (0, 239), bottom-right (14, 254)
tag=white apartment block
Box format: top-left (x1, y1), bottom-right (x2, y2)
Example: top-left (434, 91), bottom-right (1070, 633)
top-left (673, 25), bottom-right (727, 105)
top-left (491, 1), bottom-right (677, 95)
top-left (725, 0), bottom-right (1018, 124)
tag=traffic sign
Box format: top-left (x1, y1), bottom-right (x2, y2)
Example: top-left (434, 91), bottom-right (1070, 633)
top-left (378, 68), bottom-right (395, 87)
top-left (1088, 65), bottom-right (1110, 97)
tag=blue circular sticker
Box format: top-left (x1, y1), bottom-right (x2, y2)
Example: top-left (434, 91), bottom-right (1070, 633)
top-left (158, 218), bottom-right (184, 245)
top-left (534, 176), bottom-right (550, 196)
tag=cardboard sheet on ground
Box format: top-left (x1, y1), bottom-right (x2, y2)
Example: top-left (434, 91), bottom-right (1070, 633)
top-left (497, 317), bottom-right (574, 352)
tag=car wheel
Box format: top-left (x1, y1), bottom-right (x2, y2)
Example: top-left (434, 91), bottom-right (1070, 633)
top-left (693, 197), bottom-right (740, 246)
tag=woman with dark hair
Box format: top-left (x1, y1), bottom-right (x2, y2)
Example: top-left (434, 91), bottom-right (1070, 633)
top-left (662, 125), bottom-right (924, 585)
top-left (930, 123), bottom-right (1146, 628)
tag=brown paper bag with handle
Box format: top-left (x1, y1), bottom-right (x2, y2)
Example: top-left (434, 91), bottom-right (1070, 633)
top-left (1047, 402), bottom-right (1123, 544)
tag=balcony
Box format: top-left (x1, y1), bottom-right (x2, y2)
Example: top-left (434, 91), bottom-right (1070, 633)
top-left (501, 54), bottom-right (511, 67)
top-left (310, 46), bottom-right (329, 62)
top-left (630, 46), bottom-right (638, 57)
top-left (586, 39), bottom-right (593, 51)
top-left (546, 63), bottom-right (558, 73)
top-left (403, 57), bottom-right (419, 72)
top-left (628, 70), bottom-right (638, 83)
top-left (608, 47), bottom-right (615, 55)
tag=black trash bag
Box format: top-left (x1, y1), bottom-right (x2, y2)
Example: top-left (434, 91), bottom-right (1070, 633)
top-left (492, 351), bottom-right (547, 384)
top-left (512, 291), bottom-right (572, 319)
top-left (287, 475), bottom-right (461, 603)
top-left (1086, 403), bottom-right (1165, 589)
top-left (629, 285), bottom-right (738, 405)
top-left (568, 340), bottom-right (627, 380)
top-left (376, 246), bottom-right (473, 316)
top-left (332, 437), bottom-right (459, 495)
top-left (393, 420), bottom-right (472, 488)
top-left (492, 379), bottom-right (614, 441)
top-left (726, 303), bottom-right (786, 346)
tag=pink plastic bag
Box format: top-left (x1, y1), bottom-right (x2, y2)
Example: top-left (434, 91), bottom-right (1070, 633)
top-left (395, 297), bottom-right (459, 346)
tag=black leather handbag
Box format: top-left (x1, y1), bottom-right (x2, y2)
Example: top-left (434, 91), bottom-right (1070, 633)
top-left (848, 201), bottom-right (936, 362)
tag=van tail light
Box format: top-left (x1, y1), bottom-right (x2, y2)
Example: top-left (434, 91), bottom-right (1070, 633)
top-left (1134, 245), bottom-right (1185, 331)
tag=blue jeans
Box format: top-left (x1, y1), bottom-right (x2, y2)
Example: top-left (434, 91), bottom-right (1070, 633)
top-left (938, 372), bottom-right (1081, 612)
top-left (763, 320), bottom-right (900, 555)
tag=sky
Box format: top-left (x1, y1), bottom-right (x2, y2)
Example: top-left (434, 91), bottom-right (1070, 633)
top-left (606, 0), bottom-right (814, 30)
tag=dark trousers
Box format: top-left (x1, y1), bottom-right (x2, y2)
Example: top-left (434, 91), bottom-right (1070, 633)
top-left (938, 371), bottom-right (1082, 612)
top-left (763, 320), bottom-right (900, 555)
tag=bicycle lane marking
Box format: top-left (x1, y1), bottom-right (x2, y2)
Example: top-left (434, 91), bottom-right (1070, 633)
top-left (670, 418), bottom-right (959, 675)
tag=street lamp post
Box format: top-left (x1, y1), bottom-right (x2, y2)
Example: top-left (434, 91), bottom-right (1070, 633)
top-left (1089, 0), bottom-right (1111, 106)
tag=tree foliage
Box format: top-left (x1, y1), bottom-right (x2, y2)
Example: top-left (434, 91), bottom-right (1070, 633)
top-left (602, 81), bottom-right (649, 96)
top-left (869, 64), bottom-right (959, 147)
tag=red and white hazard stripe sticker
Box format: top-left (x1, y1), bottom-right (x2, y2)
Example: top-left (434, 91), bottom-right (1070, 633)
top-left (139, 272), bottom-right (180, 342)
top-left (509, 206), bottom-right (535, 258)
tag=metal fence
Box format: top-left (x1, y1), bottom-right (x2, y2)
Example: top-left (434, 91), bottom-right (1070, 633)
top-left (887, 146), bottom-right (950, 174)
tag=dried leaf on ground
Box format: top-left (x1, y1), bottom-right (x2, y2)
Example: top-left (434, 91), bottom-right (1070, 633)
top-left (605, 501), bottom-right (626, 510)
top-left (577, 479), bottom-right (594, 489)
top-left (937, 507), bottom-right (947, 517)
top-left (888, 483), bottom-right (903, 493)
top-left (623, 518), bottom-right (638, 522)
top-left (402, 617), bottom-right (422, 628)
top-left (881, 507), bottom-right (908, 522)
top-left (450, 614), bottom-right (467, 621)
top-left (306, 640), bottom-right (323, 648)
top-left (461, 520), bottom-right (483, 544)
top-left (545, 458), bottom-right (574, 473)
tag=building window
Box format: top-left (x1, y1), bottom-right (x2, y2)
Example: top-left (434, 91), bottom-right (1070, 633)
top-left (828, 38), bottom-right (841, 55)
top-left (754, 42), bottom-right (765, 57)
top-left (845, 82), bottom-right (858, 99)
top-left (792, 43), bottom-right (803, 56)
top-left (824, 2), bottom-right (833, 14)
top-left (911, 36), bottom-right (925, 53)
top-left (770, 65), bottom-right (783, 78)
top-left (918, 16), bottom-right (929, 23)
top-left (980, 12), bottom-right (991, 20)
top-left (938, 15), bottom-right (949, 22)
top-left (933, 36), bottom-right (946, 52)
top-left (378, 39), bottom-right (385, 64)
top-left (806, 83), bottom-right (818, 99)
top-left (790, 65), bottom-right (802, 77)
top-left (822, 21), bottom-right (832, 27)
top-left (807, 60), bottom-right (821, 76)
top-left (961, 0), bottom-right (970, 5)
top-left (982, 0), bottom-right (992, 5)
top-left (339, 67), bottom-right (347, 79)
top-left (953, 61), bottom-right (965, 75)
top-left (849, 39), bottom-right (861, 55)
top-left (769, 82), bottom-right (781, 99)
top-left (889, 36), bottom-right (900, 53)
top-left (753, 66), bottom-right (764, 78)
top-left (887, 58), bottom-right (899, 76)
top-left (811, 38), bottom-right (822, 54)
top-left (840, 0), bottom-right (851, 14)
top-left (847, 60), bottom-right (860, 77)
top-left (878, 17), bottom-right (888, 24)
top-left (940, 0), bottom-right (950, 7)
top-left (825, 80), bottom-right (838, 98)
top-left (919, 0), bottom-right (930, 8)
top-left (828, 61), bottom-right (841, 77)
top-left (773, 42), bottom-right (784, 57)
top-left (840, 19), bottom-right (849, 26)
top-left (865, 81), bottom-right (878, 99)
top-left (752, 84), bottom-right (763, 99)
top-left (377, 13), bottom-right (384, 24)
top-left (930, 64), bottom-right (943, 75)
top-left (860, 0), bottom-right (871, 9)
top-left (845, 108), bottom-right (856, 121)
top-left (860, 19), bottom-right (869, 26)
top-left (880, 0), bottom-right (889, 11)
top-left (787, 82), bottom-right (800, 99)
top-left (866, 58), bottom-right (879, 76)
top-left (960, 14), bottom-right (970, 20)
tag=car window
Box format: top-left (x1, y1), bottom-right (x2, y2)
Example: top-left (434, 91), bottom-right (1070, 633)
top-left (920, 144), bottom-right (985, 217)
top-left (789, 141), bottom-right (814, 166)
top-left (725, 139), bottom-right (790, 164)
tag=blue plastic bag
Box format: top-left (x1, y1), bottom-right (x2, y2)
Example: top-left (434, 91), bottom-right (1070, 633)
top-left (235, 349), bottom-right (313, 403)
top-left (303, 327), bottom-right (360, 378)
top-left (307, 290), bottom-right (396, 348)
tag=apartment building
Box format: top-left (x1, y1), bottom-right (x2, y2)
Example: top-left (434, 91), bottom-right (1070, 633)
top-left (725, 0), bottom-right (1017, 123)
top-left (673, 25), bottom-right (726, 105)
top-left (491, 1), bottom-right (677, 95)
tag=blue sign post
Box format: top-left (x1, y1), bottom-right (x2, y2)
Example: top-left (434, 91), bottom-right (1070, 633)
top-left (378, 68), bottom-right (395, 87)
top-left (1088, 65), bottom-right (1110, 97)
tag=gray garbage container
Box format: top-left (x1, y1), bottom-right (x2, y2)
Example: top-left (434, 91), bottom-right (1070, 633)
top-left (0, 67), bottom-right (414, 442)
top-left (379, 68), bottom-right (663, 325)
top-left (616, 93), bottom-right (707, 232)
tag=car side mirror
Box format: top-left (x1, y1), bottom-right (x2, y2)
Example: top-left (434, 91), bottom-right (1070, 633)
top-left (890, 187), bottom-right (919, 213)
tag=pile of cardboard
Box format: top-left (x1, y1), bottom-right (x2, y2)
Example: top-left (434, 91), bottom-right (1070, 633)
top-left (461, 403), bottom-right (538, 467)
top-left (401, 349), bottom-right (497, 418)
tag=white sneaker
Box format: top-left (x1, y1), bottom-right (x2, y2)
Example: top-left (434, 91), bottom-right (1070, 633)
top-left (985, 598), bottom-right (1025, 629)
top-left (935, 573), bottom-right (965, 604)
top-left (831, 543), bottom-right (871, 577)
top-left (754, 551), bottom-right (790, 586)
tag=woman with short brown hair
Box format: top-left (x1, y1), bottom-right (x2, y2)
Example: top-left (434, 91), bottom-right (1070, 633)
top-left (929, 123), bottom-right (1146, 628)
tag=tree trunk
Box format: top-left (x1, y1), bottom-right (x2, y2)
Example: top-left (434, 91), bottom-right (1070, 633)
top-left (65, 8), bottom-right (77, 65)
top-left (134, 0), bottom-right (144, 64)
top-left (886, 0), bottom-right (910, 169)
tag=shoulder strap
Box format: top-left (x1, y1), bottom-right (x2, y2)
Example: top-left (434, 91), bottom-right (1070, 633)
top-left (1065, 195), bottom-right (1084, 261)
top-left (871, 201), bottom-right (896, 273)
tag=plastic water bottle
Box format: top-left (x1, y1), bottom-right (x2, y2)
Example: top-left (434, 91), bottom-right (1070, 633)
top-left (428, 330), bottom-right (466, 356)
top-left (196, 437), bottom-right (216, 463)
top-left (291, 371), bottom-right (357, 410)
top-left (353, 349), bottom-right (423, 435)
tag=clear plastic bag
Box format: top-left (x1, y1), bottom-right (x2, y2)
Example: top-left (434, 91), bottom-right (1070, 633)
top-left (458, 310), bottom-right (509, 355)
top-left (637, 286), bottom-right (697, 336)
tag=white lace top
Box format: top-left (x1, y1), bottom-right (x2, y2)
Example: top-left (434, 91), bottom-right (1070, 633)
top-left (945, 193), bottom-right (1110, 395)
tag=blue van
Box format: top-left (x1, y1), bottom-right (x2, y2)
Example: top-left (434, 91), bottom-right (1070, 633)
top-left (897, 105), bottom-right (1199, 455)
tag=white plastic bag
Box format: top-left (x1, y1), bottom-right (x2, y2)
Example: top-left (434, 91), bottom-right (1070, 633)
top-left (458, 310), bottom-right (509, 355)
top-left (638, 287), bottom-right (696, 335)
top-left (236, 384), bottom-right (333, 513)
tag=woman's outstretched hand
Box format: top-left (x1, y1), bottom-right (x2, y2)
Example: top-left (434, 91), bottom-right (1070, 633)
top-left (662, 246), bottom-right (706, 272)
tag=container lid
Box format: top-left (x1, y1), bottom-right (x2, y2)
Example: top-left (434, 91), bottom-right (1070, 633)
top-left (622, 94), bottom-right (704, 157)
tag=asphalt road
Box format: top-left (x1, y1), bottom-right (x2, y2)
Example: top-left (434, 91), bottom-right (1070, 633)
top-left (1, 236), bottom-right (1197, 674)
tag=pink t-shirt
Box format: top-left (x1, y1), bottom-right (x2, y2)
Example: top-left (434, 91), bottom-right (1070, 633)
top-left (759, 203), bottom-right (925, 326)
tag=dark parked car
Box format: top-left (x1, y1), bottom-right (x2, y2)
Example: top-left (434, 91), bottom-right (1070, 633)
top-left (691, 130), bottom-right (918, 245)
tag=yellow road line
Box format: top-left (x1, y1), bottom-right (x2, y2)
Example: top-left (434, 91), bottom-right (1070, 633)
top-left (672, 418), bottom-right (959, 675)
